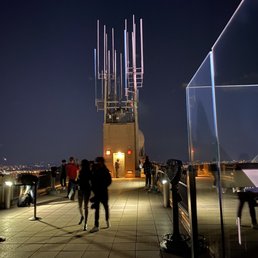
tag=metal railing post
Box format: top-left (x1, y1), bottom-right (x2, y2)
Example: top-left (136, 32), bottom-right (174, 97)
top-left (29, 182), bottom-right (41, 221)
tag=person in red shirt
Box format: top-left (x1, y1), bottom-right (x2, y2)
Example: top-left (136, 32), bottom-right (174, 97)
top-left (66, 156), bottom-right (78, 200)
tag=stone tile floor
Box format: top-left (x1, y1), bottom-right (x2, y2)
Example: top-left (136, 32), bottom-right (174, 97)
top-left (0, 178), bottom-right (183, 258)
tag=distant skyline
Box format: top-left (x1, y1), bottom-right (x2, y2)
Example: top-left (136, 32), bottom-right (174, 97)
top-left (0, 0), bottom-right (242, 165)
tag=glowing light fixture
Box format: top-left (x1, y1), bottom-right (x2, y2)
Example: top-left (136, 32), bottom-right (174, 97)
top-left (162, 179), bottom-right (168, 185)
top-left (5, 181), bottom-right (13, 187)
top-left (105, 149), bottom-right (111, 156)
top-left (117, 152), bottom-right (123, 159)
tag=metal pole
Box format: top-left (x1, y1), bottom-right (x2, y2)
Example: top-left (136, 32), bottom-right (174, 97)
top-left (188, 165), bottom-right (199, 257)
top-left (29, 183), bottom-right (40, 221)
top-left (108, 50), bottom-right (111, 96)
top-left (140, 18), bottom-right (144, 74)
top-left (124, 29), bottom-right (128, 96)
top-left (171, 182), bottom-right (180, 237)
top-left (94, 48), bottom-right (97, 107)
top-left (114, 50), bottom-right (117, 101)
top-left (104, 25), bottom-right (106, 73)
top-left (120, 53), bottom-right (123, 99)
top-left (160, 162), bottom-right (189, 256)
top-left (4, 184), bottom-right (12, 209)
top-left (97, 20), bottom-right (100, 77)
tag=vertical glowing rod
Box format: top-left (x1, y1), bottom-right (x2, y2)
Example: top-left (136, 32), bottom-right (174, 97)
top-left (210, 50), bottom-right (225, 257)
top-left (124, 19), bottom-right (129, 98)
top-left (126, 30), bottom-right (129, 74)
top-left (103, 25), bottom-right (106, 74)
top-left (97, 20), bottom-right (100, 77)
top-left (112, 28), bottom-right (115, 75)
top-left (132, 18), bottom-right (136, 67)
top-left (112, 28), bottom-right (117, 96)
top-left (125, 19), bottom-right (127, 33)
top-left (114, 50), bottom-right (117, 98)
top-left (140, 18), bottom-right (144, 74)
top-left (104, 75), bottom-right (107, 123)
top-left (132, 16), bottom-right (136, 71)
top-left (108, 50), bottom-right (110, 74)
top-left (237, 217), bottom-right (241, 245)
top-left (132, 31), bottom-right (136, 89)
top-left (101, 70), bottom-right (104, 99)
top-left (132, 16), bottom-right (137, 92)
top-left (103, 25), bottom-right (107, 123)
top-left (124, 29), bottom-right (128, 96)
top-left (132, 15), bottom-right (139, 169)
top-left (108, 50), bottom-right (111, 95)
top-left (94, 48), bottom-right (97, 106)
top-left (120, 53), bottom-right (123, 99)
top-left (105, 32), bottom-right (108, 73)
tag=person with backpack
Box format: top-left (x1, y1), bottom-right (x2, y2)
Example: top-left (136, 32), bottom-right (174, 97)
top-left (90, 156), bottom-right (112, 233)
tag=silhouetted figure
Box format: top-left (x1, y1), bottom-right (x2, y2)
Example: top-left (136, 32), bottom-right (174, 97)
top-left (236, 187), bottom-right (258, 229)
top-left (66, 157), bottom-right (78, 200)
top-left (115, 159), bottom-right (120, 178)
top-left (143, 155), bottom-right (152, 189)
top-left (60, 159), bottom-right (67, 190)
top-left (209, 162), bottom-right (218, 188)
top-left (90, 157), bottom-right (112, 233)
top-left (77, 159), bottom-right (92, 231)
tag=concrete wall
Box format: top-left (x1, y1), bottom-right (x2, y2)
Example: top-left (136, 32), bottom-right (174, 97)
top-left (103, 123), bottom-right (136, 177)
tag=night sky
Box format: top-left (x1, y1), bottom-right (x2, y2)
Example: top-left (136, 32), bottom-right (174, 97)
top-left (0, 0), bottom-right (242, 165)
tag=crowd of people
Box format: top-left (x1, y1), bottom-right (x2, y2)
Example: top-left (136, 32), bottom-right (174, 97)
top-left (58, 155), bottom-right (157, 232)
top-left (60, 156), bottom-right (112, 233)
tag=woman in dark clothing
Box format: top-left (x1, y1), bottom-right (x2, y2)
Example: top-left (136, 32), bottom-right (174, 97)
top-left (90, 157), bottom-right (112, 233)
top-left (77, 159), bottom-right (92, 231)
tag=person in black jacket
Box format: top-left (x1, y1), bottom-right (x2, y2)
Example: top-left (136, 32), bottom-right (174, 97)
top-left (143, 155), bottom-right (152, 189)
top-left (90, 157), bottom-right (112, 233)
top-left (77, 159), bottom-right (92, 231)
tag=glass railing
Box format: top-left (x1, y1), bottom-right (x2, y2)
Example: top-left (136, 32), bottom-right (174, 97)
top-left (186, 1), bottom-right (258, 257)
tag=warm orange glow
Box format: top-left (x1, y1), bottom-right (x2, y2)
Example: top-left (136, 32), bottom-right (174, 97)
top-left (106, 150), bottom-right (111, 155)
top-left (127, 149), bottom-right (132, 155)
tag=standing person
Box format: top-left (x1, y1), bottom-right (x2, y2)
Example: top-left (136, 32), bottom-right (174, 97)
top-left (60, 159), bottom-right (67, 190)
top-left (77, 159), bottom-right (92, 231)
top-left (90, 156), bottom-right (112, 233)
top-left (66, 156), bottom-right (78, 200)
top-left (209, 161), bottom-right (218, 188)
top-left (143, 155), bottom-right (152, 189)
top-left (115, 159), bottom-right (120, 178)
top-left (236, 186), bottom-right (258, 229)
